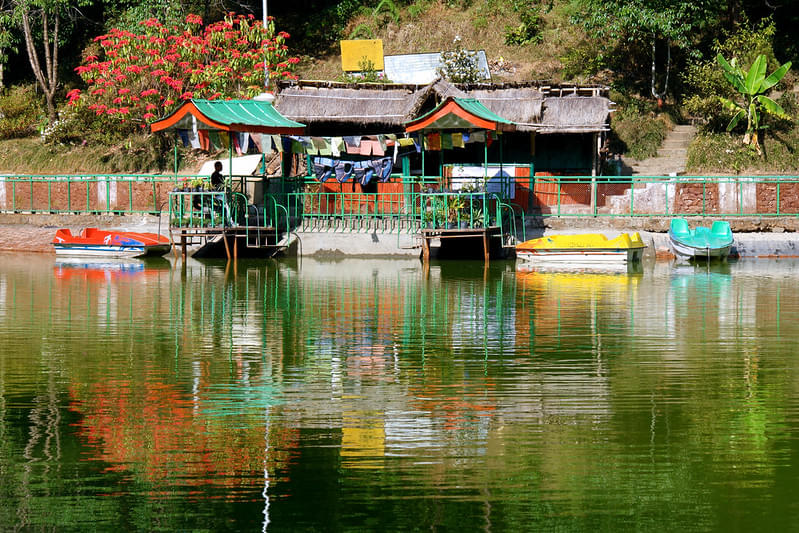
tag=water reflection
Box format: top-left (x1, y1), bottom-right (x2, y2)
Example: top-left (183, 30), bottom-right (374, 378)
top-left (2, 253), bottom-right (799, 530)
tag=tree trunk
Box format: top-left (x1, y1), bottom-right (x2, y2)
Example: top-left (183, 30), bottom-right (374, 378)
top-left (650, 37), bottom-right (670, 101)
top-left (20, 3), bottom-right (60, 124)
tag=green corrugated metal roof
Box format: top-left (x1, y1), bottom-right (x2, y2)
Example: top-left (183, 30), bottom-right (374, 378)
top-left (454, 98), bottom-right (514, 125)
top-left (405, 97), bottom-right (515, 131)
top-left (151, 98), bottom-right (305, 133)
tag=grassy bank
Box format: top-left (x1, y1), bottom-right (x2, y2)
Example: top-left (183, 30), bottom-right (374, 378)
top-left (686, 128), bottom-right (799, 175)
top-left (0, 136), bottom-right (215, 175)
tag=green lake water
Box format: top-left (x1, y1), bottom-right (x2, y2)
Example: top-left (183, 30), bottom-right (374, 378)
top-left (2, 253), bottom-right (799, 531)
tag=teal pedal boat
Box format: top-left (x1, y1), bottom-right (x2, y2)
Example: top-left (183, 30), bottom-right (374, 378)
top-left (668, 218), bottom-right (733, 260)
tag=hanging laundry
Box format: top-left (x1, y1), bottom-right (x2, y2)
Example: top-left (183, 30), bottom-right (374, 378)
top-left (219, 132), bottom-right (230, 149)
top-left (233, 133), bottom-right (243, 155)
top-left (208, 131), bottom-right (221, 150)
top-left (240, 132), bottom-right (250, 153)
top-left (462, 132), bottom-right (471, 144)
top-left (312, 156), bottom-right (336, 182)
top-left (302, 137), bottom-right (318, 155)
top-left (425, 133), bottom-right (441, 151)
top-left (197, 130), bottom-right (211, 150)
top-left (335, 161), bottom-right (354, 182)
top-left (343, 136), bottom-right (361, 154)
top-left (273, 135), bottom-right (284, 152)
top-left (331, 137), bottom-right (344, 157)
top-left (359, 139), bottom-right (374, 156)
top-left (441, 133), bottom-right (453, 150)
top-left (250, 133), bottom-right (262, 152)
top-left (291, 139), bottom-right (305, 154)
top-left (177, 129), bottom-right (190, 147)
top-left (313, 137), bottom-right (331, 156)
top-left (187, 128), bottom-right (201, 149)
top-left (397, 137), bottom-right (415, 147)
top-left (452, 132), bottom-right (465, 148)
top-left (470, 131), bottom-right (485, 143)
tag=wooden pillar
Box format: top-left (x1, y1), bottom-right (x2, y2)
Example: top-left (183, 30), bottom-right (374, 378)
top-left (180, 234), bottom-right (187, 259)
top-left (422, 233), bottom-right (430, 262)
top-left (222, 232), bottom-right (231, 261)
top-left (482, 230), bottom-right (489, 263)
top-left (591, 133), bottom-right (599, 215)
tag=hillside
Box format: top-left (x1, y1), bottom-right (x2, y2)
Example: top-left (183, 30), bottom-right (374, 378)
top-left (295, 1), bottom-right (586, 83)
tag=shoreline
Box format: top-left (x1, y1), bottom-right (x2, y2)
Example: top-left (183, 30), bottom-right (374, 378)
top-left (3, 214), bottom-right (799, 258)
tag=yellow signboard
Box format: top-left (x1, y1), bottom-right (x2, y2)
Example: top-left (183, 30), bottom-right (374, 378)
top-left (340, 39), bottom-right (384, 72)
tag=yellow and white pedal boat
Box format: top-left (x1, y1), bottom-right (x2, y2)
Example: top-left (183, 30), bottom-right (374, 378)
top-left (516, 232), bottom-right (646, 266)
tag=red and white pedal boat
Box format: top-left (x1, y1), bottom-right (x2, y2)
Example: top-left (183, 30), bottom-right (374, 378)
top-left (52, 228), bottom-right (171, 258)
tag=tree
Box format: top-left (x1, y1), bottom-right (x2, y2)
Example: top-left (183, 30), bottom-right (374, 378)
top-left (716, 53), bottom-right (791, 155)
top-left (69, 12), bottom-right (299, 129)
top-left (438, 36), bottom-right (483, 84)
top-left (573, 0), bottom-right (726, 98)
top-left (12, 0), bottom-right (87, 122)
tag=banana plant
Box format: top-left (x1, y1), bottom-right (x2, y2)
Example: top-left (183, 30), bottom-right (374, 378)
top-left (716, 53), bottom-right (791, 155)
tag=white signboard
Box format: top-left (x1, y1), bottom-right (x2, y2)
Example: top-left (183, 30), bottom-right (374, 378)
top-left (449, 165), bottom-right (516, 199)
top-left (384, 51), bottom-right (491, 84)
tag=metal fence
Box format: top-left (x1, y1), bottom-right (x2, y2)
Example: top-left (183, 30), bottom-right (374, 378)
top-left (5, 174), bottom-right (799, 220)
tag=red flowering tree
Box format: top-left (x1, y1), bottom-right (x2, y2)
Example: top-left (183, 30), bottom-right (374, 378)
top-left (68, 13), bottom-right (299, 127)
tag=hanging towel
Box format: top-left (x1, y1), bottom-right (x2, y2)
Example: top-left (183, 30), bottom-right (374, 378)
top-left (398, 137), bottom-right (415, 147)
top-left (273, 135), bottom-right (284, 152)
top-left (233, 133), bottom-right (243, 155)
top-left (452, 132), bottom-right (465, 148)
top-left (441, 133), bottom-right (453, 150)
top-left (240, 133), bottom-right (251, 153)
top-left (462, 132), bottom-right (471, 144)
top-left (291, 139), bottom-right (305, 154)
top-left (470, 131), bottom-right (485, 143)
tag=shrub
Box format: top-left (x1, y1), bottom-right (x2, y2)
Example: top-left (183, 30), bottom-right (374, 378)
top-left (438, 36), bottom-right (483, 84)
top-left (0, 85), bottom-right (44, 139)
top-left (609, 106), bottom-right (668, 160)
top-left (504, 6), bottom-right (542, 46)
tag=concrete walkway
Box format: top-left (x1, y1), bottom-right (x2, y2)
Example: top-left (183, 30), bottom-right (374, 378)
top-left (628, 125), bottom-right (696, 176)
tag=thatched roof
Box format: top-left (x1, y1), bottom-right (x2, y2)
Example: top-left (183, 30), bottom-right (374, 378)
top-left (274, 80), bottom-right (420, 128)
top-left (274, 79), bottom-right (612, 134)
top-left (466, 87), bottom-right (544, 132)
top-left (536, 96), bottom-right (612, 133)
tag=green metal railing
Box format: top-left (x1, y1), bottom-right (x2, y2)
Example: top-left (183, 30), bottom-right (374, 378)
top-left (6, 173), bottom-right (799, 225)
top-left (168, 191), bottom-right (231, 228)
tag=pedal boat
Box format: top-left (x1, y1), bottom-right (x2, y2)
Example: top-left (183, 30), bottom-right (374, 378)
top-left (668, 218), bottom-right (733, 260)
top-left (52, 228), bottom-right (171, 258)
top-left (516, 232), bottom-right (646, 265)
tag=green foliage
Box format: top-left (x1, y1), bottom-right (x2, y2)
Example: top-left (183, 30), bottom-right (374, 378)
top-left (608, 101), bottom-right (668, 159)
top-left (682, 18), bottom-right (783, 130)
top-left (438, 36), bottom-right (483, 84)
top-left (0, 84), bottom-right (43, 139)
top-left (348, 23), bottom-right (374, 39)
top-left (504, 5), bottom-right (542, 46)
top-left (561, 40), bottom-right (607, 80)
top-left (338, 58), bottom-right (392, 83)
top-left (716, 52), bottom-right (791, 154)
top-left (686, 128), bottom-right (799, 174)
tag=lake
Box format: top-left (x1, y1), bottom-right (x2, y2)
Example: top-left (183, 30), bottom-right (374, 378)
top-left (1, 253), bottom-right (799, 531)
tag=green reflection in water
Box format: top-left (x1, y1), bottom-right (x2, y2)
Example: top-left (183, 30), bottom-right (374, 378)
top-left (1, 254), bottom-right (799, 530)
